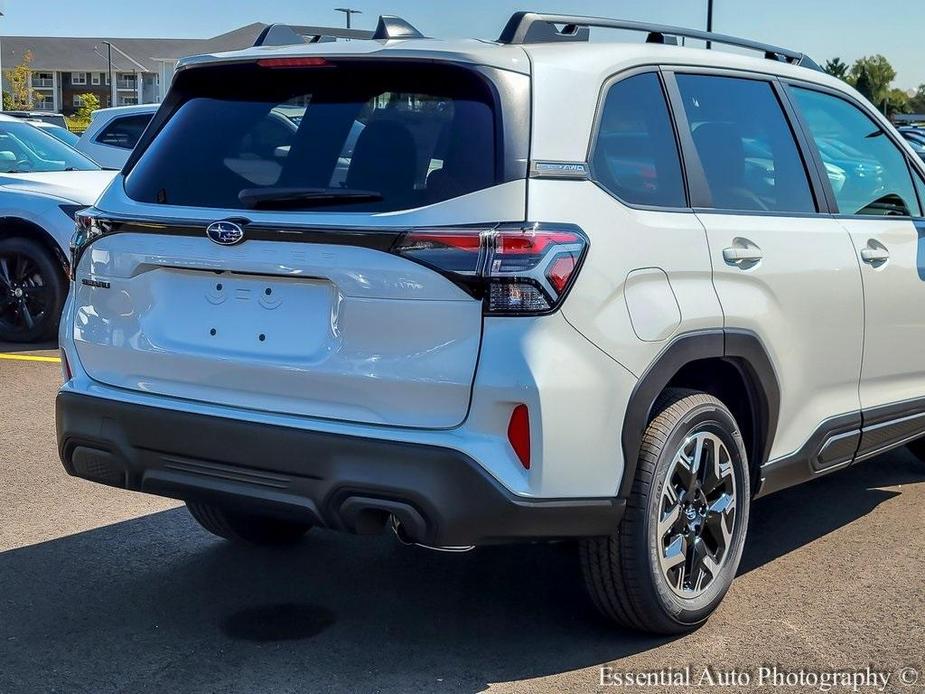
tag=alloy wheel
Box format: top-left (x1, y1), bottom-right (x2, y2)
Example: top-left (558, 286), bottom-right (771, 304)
top-left (656, 430), bottom-right (737, 598)
top-left (0, 252), bottom-right (51, 337)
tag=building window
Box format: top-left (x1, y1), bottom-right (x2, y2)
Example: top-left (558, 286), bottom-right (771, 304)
top-left (119, 95), bottom-right (139, 106)
top-left (71, 72), bottom-right (87, 85)
top-left (73, 94), bottom-right (85, 107)
top-left (35, 94), bottom-right (53, 111)
top-left (33, 72), bottom-right (54, 88)
top-left (92, 73), bottom-right (101, 85)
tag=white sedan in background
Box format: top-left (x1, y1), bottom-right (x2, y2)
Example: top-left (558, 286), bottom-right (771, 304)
top-left (0, 114), bottom-right (115, 342)
top-left (75, 104), bottom-right (158, 170)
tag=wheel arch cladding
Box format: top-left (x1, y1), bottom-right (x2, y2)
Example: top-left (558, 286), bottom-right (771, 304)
top-left (619, 329), bottom-right (780, 498)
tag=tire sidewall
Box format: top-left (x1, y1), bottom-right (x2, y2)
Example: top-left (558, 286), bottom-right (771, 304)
top-left (643, 399), bottom-right (751, 628)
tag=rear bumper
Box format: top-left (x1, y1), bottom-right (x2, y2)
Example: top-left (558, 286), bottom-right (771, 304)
top-left (56, 391), bottom-right (624, 546)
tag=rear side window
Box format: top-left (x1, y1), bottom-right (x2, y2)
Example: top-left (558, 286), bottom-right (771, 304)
top-left (676, 75), bottom-right (816, 214)
top-left (591, 72), bottom-right (686, 208)
top-left (125, 62), bottom-right (499, 212)
top-left (791, 88), bottom-right (921, 217)
top-left (95, 114), bottom-right (153, 150)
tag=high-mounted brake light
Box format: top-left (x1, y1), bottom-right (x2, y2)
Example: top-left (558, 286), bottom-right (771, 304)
top-left (392, 223), bottom-right (587, 315)
top-left (256, 57), bottom-right (333, 69)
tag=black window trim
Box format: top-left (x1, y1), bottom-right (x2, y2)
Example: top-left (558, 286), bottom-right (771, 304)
top-left (781, 78), bottom-right (925, 221)
top-left (662, 66), bottom-right (829, 218)
top-left (585, 64), bottom-right (693, 213)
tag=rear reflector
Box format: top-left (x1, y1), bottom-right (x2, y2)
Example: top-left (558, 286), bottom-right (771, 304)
top-left (507, 404), bottom-right (531, 470)
top-left (392, 223), bottom-right (587, 315)
top-left (61, 350), bottom-right (72, 382)
top-left (257, 57), bottom-right (333, 69)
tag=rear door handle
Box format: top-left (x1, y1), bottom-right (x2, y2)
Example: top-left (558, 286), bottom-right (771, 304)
top-left (860, 246), bottom-right (890, 264)
top-left (723, 241), bottom-right (763, 266)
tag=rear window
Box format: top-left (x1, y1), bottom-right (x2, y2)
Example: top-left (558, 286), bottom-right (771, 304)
top-left (125, 62), bottom-right (500, 212)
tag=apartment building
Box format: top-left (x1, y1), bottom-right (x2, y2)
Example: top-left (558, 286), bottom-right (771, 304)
top-left (2, 23), bottom-right (369, 114)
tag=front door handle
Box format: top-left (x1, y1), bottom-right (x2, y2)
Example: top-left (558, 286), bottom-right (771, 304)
top-left (860, 245), bottom-right (890, 264)
top-left (723, 239), bottom-right (763, 267)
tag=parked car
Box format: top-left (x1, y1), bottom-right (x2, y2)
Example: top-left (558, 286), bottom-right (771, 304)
top-left (57, 12), bottom-right (925, 635)
top-left (24, 120), bottom-right (81, 149)
top-left (0, 114), bottom-right (116, 342)
top-left (2, 111), bottom-right (69, 129)
top-left (898, 127), bottom-right (925, 161)
top-left (75, 104), bottom-right (158, 169)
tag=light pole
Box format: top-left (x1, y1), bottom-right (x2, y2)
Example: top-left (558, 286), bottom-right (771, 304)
top-left (0, 2), bottom-right (6, 108)
top-left (101, 41), bottom-right (114, 107)
top-left (334, 8), bottom-right (362, 29)
top-left (706, 0), bottom-right (714, 49)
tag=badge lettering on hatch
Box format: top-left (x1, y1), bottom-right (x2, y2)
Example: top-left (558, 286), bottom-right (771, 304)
top-left (206, 221), bottom-right (245, 246)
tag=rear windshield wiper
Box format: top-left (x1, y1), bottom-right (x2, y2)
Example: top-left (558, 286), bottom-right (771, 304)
top-left (238, 187), bottom-right (383, 210)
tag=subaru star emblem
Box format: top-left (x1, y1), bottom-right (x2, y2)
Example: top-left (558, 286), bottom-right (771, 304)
top-left (206, 221), bottom-right (245, 246)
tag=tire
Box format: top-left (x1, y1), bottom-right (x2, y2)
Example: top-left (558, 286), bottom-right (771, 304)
top-left (186, 501), bottom-right (312, 546)
top-left (0, 237), bottom-right (67, 343)
top-left (581, 389), bottom-right (751, 634)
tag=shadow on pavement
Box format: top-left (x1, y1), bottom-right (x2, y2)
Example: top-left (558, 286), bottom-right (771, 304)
top-left (0, 452), bottom-right (921, 692)
top-left (0, 340), bottom-right (58, 354)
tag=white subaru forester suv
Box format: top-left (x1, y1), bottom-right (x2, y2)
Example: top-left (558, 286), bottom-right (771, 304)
top-left (56, 13), bottom-right (925, 634)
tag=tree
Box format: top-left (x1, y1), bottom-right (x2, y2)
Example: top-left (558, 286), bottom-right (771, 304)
top-left (849, 55), bottom-right (897, 107)
top-left (823, 57), bottom-right (849, 81)
top-left (4, 50), bottom-right (35, 110)
top-left (884, 88), bottom-right (911, 117)
top-left (908, 85), bottom-right (925, 114)
top-left (75, 92), bottom-right (100, 122)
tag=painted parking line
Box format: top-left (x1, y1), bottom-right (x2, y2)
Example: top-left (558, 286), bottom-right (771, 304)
top-left (0, 353), bottom-right (61, 363)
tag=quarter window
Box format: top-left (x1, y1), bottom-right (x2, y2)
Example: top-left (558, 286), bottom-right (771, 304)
top-left (791, 87), bottom-right (920, 217)
top-left (675, 74), bottom-right (816, 214)
top-left (591, 72), bottom-right (686, 208)
top-left (95, 113), bottom-right (154, 150)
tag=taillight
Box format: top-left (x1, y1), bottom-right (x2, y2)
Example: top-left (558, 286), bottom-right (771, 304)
top-left (392, 223), bottom-right (587, 315)
top-left (70, 208), bottom-right (110, 280)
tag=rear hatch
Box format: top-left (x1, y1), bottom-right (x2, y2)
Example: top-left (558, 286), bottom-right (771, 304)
top-left (71, 56), bottom-right (530, 429)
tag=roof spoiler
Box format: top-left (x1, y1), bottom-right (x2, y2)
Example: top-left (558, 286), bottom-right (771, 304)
top-left (497, 12), bottom-right (822, 71)
top-left (253, 15), bottom-right (424, 47)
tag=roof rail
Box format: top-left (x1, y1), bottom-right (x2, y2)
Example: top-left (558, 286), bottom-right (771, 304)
top-left (253, 15), bottom-right (423, 48)
top-left (497, 12), bottom-right (822, 71)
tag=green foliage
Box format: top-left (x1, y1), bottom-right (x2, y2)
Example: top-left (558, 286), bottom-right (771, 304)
top-left (823, 57), bottom-right (849, 81)
top-left (4, 50), bottom-right (35, 110)
top-left (67, 92), bottom-right (100, 132)
top-left (849, 55), bottom-right (897, 108)
top-left (75, 92), bottom-right (100, 121)
top-left (884, 88), bottom-right (910, 117)
top-left (908, 85), bottom-right (925, 114)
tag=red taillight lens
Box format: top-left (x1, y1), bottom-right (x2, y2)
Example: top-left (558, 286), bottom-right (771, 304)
top-left (507, 404), bottom-right (531, 470)
top-left (392, 224), bottom-right (587, 315)
top-left (257, 57), bottom-right (332, 69)
top-left (546, 254), bottom-right (578, 294)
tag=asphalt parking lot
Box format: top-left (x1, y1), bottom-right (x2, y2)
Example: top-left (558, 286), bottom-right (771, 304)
top-left (1, 347), bottom-right (924, 694)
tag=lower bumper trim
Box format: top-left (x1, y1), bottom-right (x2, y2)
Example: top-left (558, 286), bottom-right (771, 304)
top-left (56, 391), bottom-right (625, 546)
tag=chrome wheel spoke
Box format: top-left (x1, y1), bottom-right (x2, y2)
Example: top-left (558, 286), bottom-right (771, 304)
top-left (656, 427), bottom-right (738, 599)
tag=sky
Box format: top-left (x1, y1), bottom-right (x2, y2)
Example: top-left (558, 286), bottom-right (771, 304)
top-left (1, 0), bottom-right (923, 90)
